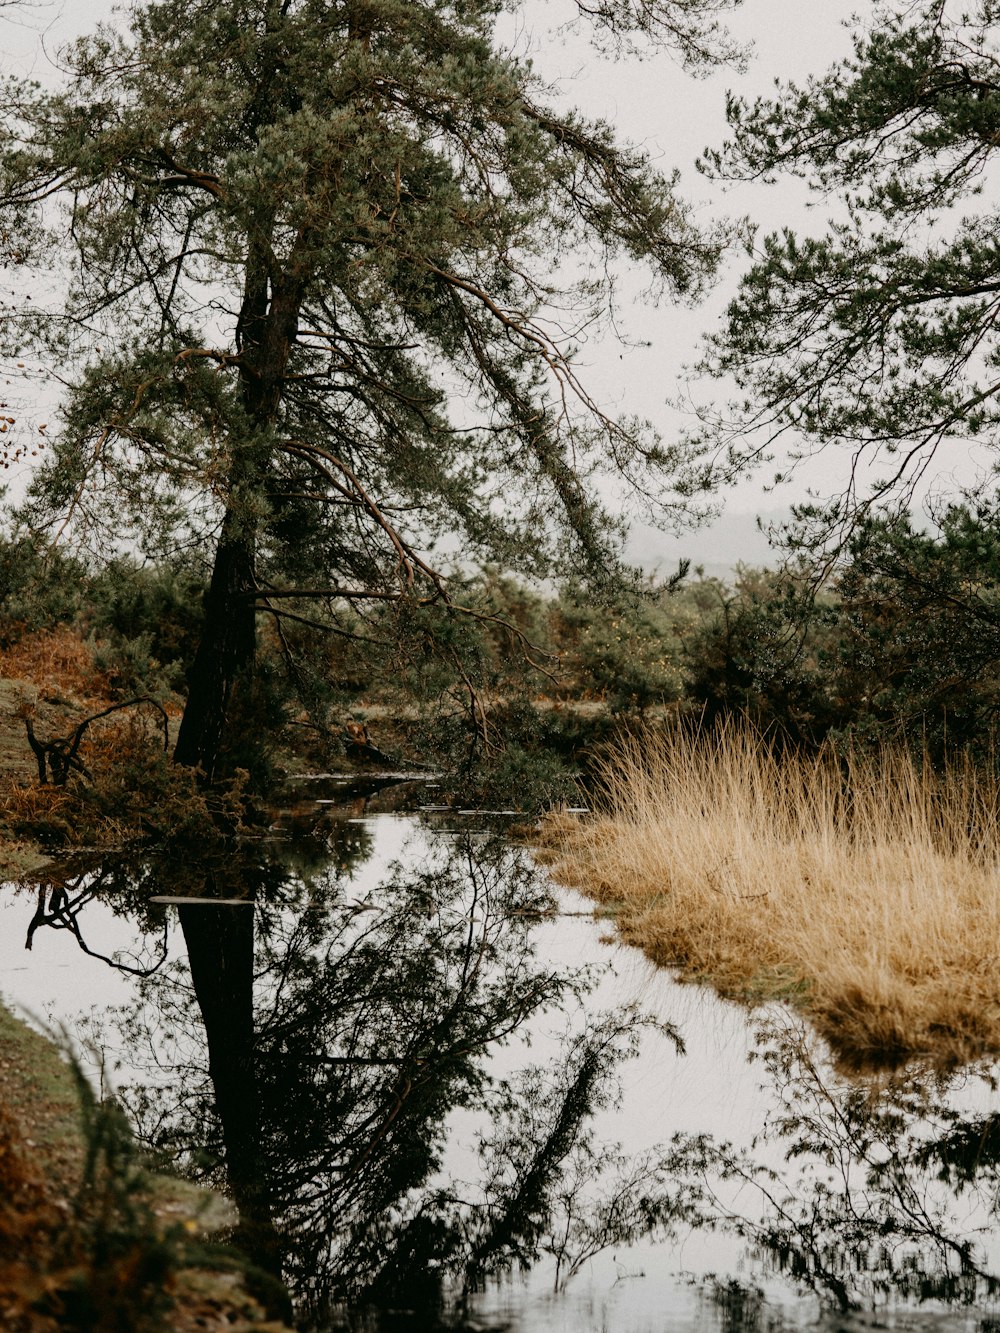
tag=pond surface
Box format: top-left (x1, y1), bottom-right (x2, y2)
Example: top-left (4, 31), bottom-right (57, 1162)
top-left (4, 776), bottom-right (1000, 1331)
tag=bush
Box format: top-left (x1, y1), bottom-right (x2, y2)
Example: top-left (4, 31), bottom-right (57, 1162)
top-left (0, 538), bottom-right (204, 702)
top-left (0, 1060), bottom-right (185, 1333)
top-left (1, 708), bottom-right (250, 850)
top-left (84, 560), bottom-right (204, 691)
top-left (0, 537), bottom-right (87, 642)
top-left (680, 568), bottom-right (838, 745)
top-left (553, 584), bottom-right (685, 712)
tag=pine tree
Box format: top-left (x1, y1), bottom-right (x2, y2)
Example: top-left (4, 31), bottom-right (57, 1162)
top-left (693, 1), bottom-right (1000, 551)
top-left (1, 0), bottom-right (739, 778)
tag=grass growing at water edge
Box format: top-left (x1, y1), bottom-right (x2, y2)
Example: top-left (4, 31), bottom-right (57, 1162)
top-left (540, 725), bottom-right (1000, 1068)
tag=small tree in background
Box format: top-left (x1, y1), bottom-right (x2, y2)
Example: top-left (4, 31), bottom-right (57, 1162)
top-left (692, 1), bottom-right (1000, 552)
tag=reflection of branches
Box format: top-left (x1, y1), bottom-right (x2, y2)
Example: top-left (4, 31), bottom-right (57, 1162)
top-left (548, 1145), bottom-right (693, 1292)
top-left (24, 869), bottom-right (169, 978)
top-left (99, 831), bottom-right (691, 1324)
top-left (668, 1015), bottom-right (1000, 1315)
top-left (470, 1010), bottom-right (686, 1292)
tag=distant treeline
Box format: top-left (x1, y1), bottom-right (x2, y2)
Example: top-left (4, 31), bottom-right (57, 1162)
top-left (3, 500), bottom-right (1000, 796)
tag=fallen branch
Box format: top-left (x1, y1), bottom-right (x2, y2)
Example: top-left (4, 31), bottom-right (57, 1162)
top-left (25, 696), bottom-right (170, 786)
top-left (342, 720), bottom-right (399, 767)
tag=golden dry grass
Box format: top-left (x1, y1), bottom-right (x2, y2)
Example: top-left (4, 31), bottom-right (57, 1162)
top-left (540, 724), bottom-right (1000, 1068)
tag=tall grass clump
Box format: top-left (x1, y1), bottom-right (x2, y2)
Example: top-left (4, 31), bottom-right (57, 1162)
top-left (541, 724), bottom-right (1000, 1067)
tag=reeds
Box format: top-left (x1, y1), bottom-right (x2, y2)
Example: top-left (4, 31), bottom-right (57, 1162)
top-left (541, 724), bottom-right (1000, 1067)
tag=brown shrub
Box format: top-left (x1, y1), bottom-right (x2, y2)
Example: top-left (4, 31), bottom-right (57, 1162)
top-left (0, 628), bottom-right (110, 706)
top-left (1, 703), bottom-right (246, 850)
top-left (0, 1102), bottom-right (62, 1332)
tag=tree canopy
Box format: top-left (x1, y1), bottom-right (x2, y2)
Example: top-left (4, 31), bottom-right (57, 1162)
top-left (692, 0), bottom-right (1000, 548)
top-left (0, 0), bottom-right (741, 778)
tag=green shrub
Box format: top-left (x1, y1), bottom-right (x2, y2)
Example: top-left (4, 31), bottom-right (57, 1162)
top-left (553, 584), bottom-right (685, 711)
top-left (0, 536), bottom-right (87, 642)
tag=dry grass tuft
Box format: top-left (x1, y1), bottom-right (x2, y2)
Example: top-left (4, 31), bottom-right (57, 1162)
top-left (540, 724), bottom-right (1000, 1068)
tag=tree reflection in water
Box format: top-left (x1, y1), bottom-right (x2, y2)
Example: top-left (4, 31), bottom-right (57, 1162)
top-left (27, 823), bottom-right (690, 1328)
top-left (27, 808), bottom-right (1000, 1329)
top-left (671, 1013), bottom-right (1000, 1322)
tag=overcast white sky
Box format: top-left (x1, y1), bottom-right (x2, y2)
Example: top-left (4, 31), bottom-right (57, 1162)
top-left (1, 0), bottom-right (992, 572)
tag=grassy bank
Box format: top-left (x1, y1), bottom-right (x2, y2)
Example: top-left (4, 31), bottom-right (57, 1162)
top-left (541, 726), bottom-right (1000, 1068)
top-left (0, 1003), bottom-right (292, 1331)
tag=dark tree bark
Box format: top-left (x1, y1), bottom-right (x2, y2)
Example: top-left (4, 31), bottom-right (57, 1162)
top-left (173, 519), bottom-right (257, 778)
top-left (173, 250), bottom-right (305, 780)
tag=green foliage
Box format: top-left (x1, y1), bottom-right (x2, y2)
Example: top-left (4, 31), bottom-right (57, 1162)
top-left (677, 505), bottom-right (1000, 763)
top-left (84, 560), bottom-right (205, 695)
top-left (680, 567), bottom-right (837, 743)
top-left (824, 504), bottom-right (1000, 761)
top-left (0, 536), bottom-right (204, 703)
top-left (694, 2), bottom-right (1000, 546)
top-left (88, 633), bottom-right (167, 699)
top-left (454, 700), bottom-right (591, 812)
top-left (0, 0), bottom-right (742, 780)
top-left (555, 582), bottom-right (686, 712)
top-left (0, 536), bottom-right (87, 641)
top-left (78, 735), bottom-right (251, 845)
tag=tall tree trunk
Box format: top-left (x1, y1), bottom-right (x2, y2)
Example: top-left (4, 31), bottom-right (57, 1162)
top-left (173, 251), bottom-right (304, 779)
top-left (173, 513), bottom-right (256, 779)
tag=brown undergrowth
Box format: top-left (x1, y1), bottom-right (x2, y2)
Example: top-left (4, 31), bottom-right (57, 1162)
top-left (540, 724), bottom-right (1000, 1069)
top-left (0, 711), bottom-right (249, 852)
top-left (0, 627), bottom-right (112, 710)
top-left (0, 626), bottom-right (209, 855)
top-left (0, 1004), bottom-right (292, 1332)
top-left (0, 625), bottom-right (269, 858)
top-left (0, 1082), bottom-right (180, 1333)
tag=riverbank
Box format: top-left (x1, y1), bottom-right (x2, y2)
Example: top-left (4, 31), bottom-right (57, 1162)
top-left (0, 1000), bottom-right (294, 1331)
top-left (540, 726), bottom-right (1000, 1070)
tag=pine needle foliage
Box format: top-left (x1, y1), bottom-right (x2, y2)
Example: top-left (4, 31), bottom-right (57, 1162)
top-left (691, 1), bottom-right (1000, 548)
top-left (0, 0), bottom-right (741, 777)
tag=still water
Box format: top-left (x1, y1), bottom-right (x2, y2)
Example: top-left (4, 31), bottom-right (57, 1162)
top-left (3, 776), bottom-right (1000, 1331)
